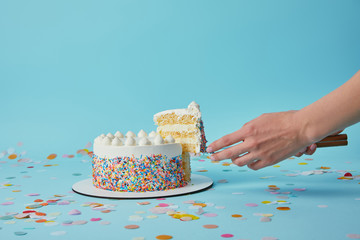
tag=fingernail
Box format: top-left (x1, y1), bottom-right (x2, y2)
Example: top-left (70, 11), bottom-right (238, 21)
top-left (206, 147), bottom-right (213, 153)
top-left (210, 155), bottom-right (215, 161)
top-left (310, 144), bottom-right (316, 151)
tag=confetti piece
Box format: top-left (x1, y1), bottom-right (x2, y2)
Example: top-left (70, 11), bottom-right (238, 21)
top-left (1, 202), bottom-right (14, 205)
top-left (180, 216), bottom-right (193, 221)
top-left (27, 193), bottom-right (40, 196)
top-left (129, 215), bottom-right (144, 222)
top-left (149, 207), bottom-right (170, 214)
top-left (68, 209), bottom-right (81, 215)
top-left (8, 154), bottom-right (17, 159)
top-left (217, 179), bottom-right (228, 183)
top-left (276, 207), bottom-right (290, 211)
top-left (298, 162), bottom-right (308, 165)
top-left (132, 237), bottom-right (145, 240)
top-left (158, 203), bottom-right (169, 207)
top-left (72, 220), bottom-right (88, 225)
top-left (347, 234), bottom-right (360, 239)
top-left (245, 203), bottom-right (258, 207)
top-left (203, 213), bottom-right (218, 217)
top-left (90, 218), bottom-right (101, 221)
top-left (47, 154), bottom-right (57, 160)
top-left (100, 221), bottom-right (111, 225)
top-left (221, 233), bottom-right (234, 238)
top-left (137, 201), bottom-right (150, 205)
top-left (317, 205), bottom-right (328, 208)
top-left (14, 231), bottom-right (27, 236)
top-left (260, 217), bottom-right (272, 222)
top-left (156, 235), bottom-right (173, 240)
top-left (193, 203), bottom-right (207, 207)
top-left (231, 214), bottom-right (243, 218)
top-left (125, 225), bottom-right (140, 229)
top-left (35, 219), bottom-right (46, 223)
top-left (203, 224), bottom-right (218, 229)
top-left (146, 215), bottom-right (158, 219)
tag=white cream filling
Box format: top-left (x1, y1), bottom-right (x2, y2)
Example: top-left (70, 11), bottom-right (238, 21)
top-left (157, 124), bottom-right (199, 133)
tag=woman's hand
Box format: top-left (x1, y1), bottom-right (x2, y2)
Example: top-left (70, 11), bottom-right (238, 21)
top-left (206, 110), bottom-right (314, 170)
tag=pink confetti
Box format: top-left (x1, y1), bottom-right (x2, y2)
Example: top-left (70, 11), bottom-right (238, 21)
top-left (294, 188), bottom-right (306, 191)
top-left (68, 209), bottom-right (81, 215)
top-left (347, 234), bottom-right (360, 239)
top-left (58, 201), bottom-right (70, 205)
top-left (26, 193), bottom-right (40, 196)
top-left (203, 213), bottom-right (218, 217)
top-left (158, 203), bottom-right (169, 207)
top-left (221, 234), bottom-right (234, 238)
top-left (156, 198), bottom-right (166, 200)
top-left (1, 202), bottom-right (14, 206)
top-left (90, 218), bottom-right (102, 222)
top-left (62, 154), bottom-right (68, 158)
top-left (149, 207), bottom-right (170, 214)
top-left (245, 203), bottom-right (258, 207)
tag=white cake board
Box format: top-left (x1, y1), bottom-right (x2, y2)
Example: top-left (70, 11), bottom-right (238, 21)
top-left (72, 174), bottom-right (213, 199)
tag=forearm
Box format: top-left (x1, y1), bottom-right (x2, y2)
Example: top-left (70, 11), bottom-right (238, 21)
top-left (297, 70), bottom-right (360, 143)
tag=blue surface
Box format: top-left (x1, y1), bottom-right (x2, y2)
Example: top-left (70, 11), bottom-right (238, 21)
top-left (0, 145), bottom-right (359, 240)
top-left (1, 1), bottom-right (360, 239)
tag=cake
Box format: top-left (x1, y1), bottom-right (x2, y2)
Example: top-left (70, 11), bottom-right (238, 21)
top-left (92, 130), bottom-right (188, 192)
top-left (154, 101), bottom-right (208, 182)
top-left (92, 101), bottom-right (207, 192)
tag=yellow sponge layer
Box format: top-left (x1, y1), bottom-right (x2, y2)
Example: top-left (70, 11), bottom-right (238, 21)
top-left (155, 113), bottom-right (197, 125)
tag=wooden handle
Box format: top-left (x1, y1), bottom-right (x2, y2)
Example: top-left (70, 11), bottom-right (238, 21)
top-left (319, 134), bottom-right (347, 142)
top-left (316, 140), bottom-right (348, 148)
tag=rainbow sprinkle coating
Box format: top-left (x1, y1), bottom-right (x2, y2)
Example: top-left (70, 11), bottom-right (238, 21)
top-left (92, 153), bottom-right (187, 192)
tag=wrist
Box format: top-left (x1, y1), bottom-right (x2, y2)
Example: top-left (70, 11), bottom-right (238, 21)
top-left (293, 109), bottom-right (323, 145)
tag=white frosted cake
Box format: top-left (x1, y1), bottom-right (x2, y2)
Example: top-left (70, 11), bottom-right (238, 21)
top-left (92, 130), bottom-right (188, 192)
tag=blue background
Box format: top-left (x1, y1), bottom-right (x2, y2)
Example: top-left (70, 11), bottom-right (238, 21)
top-left (1, 1), bottom-right (360, 240)
top-left (1, 1), bottom-right (360, 157)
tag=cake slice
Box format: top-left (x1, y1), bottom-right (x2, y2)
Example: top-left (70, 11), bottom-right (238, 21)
top-left (154, 101), bottom-right (208, 181)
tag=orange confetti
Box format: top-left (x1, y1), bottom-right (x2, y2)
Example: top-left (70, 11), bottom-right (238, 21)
top-left (193, 203), bottom-right (207, 207)
top-left (320, 166), bottom-right (331, 169)
top-left (277, 207), bottom-right (291, 211)
top-left (35, 212), bottom-right (46, 216)
top-left (8, 154), bottom-right (17, 159)
top-left (34, 199), bottom-right (43, 202)
top-left (68, 155), bottom-right (74, 158)
top-left (35, 219), bottom-right (46, 223)
top-left (231, 214), bottom-right (243, 218)
top-left (268, 185), bottom-right (277, 188)
top-left (124, 224), bottom-right (139, 229)
top-left (203, 224), bottom-right (218, 229)
top-left (43, 165), bottom-right (53, 167)
top-left (47, 154), bottom-right (57, 160)
top-left (40, 203), bottom-right (48, 206)
top-left (156, 235), bottom-right (173, 240)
